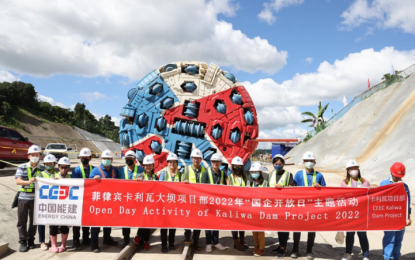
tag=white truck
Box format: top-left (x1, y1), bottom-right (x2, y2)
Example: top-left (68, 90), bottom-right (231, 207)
top-left (44, 143), bottom-right (74, 159)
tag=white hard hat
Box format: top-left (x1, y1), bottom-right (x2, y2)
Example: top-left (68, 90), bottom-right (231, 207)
top-left (27, 145), bottom-right (41, 154)
top-left (303, 151), bottom-right (316, 160)
top-left (191, 149), bottom-right (203, 158)
top-left (143, 155), bottom-right (155, 165)
top-left (101, 150), bottom-right (113, 158)
top-left (249, 162), bottom-right (262, 172)
top-left (231, 156), bottom-right (244, 165)
top-left (346, 159), bottom-right (359, 169)
top-left (58, 157), bottom-right (71, 166)
top-left (79, 147), bottom-right (92, 157)
top-left (210, 153), bottom-right (222, 162)
top-left (272, 154), bottom-right (284, 160)
top-left (167, 153), bottom-right (178, 161)
top-left (125, 150), bottom-right (136, 158)
top-left (43, 154), bottom-right (57, 163)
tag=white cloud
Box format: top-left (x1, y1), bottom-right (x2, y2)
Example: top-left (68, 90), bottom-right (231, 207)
top-left (80, 91), bottom-right (114, 102)
top-left (111, 116), bottom-right (121, 127)
top-left (256, 126), bottom-right (307, 149)
top-left (258, 0), bottom-right (305, 25)
top-left (340, 0), bottom-right (415, 33)
top-left (38, 94), bottom-right (67, 108)
top-left (0, 70), bottom-right (20, 82)
top-left (69, 104), bottom-right (76, 110)
top-left (257, 106), bottom-right (304, 130)
top-left (304, 57), bottom-right (313, 64)
top-left (0, 0), bottom-right (287, 79)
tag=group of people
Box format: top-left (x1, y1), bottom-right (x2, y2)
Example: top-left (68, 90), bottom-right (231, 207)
top-left (15, 145), bottom-right (411, 260)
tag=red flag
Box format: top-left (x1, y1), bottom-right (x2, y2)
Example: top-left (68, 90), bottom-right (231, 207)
top-left (368, 78), bottom-right (371, 90)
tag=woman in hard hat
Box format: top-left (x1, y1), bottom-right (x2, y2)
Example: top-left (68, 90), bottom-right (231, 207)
top-left (248, 161), bottom-right (267, 256)
top-left (227, 156), bottom-right (248, 251)
top-left (136, 155), bottom-right (158, 250)
top-left (381, 162), bottom-right (411, 260)
top-left (340, 160), bottom-right (370, 260)
top-left (49, 157), bottom-right (72, 253)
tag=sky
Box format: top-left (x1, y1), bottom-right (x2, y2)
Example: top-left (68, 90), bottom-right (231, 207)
top-left (0, 0), bottom-right (414, 149)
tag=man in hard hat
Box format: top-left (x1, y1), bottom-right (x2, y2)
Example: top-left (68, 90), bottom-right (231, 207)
top-left (292, 151), bottom-right (326, 260)
top-left (15, 145), bottom-right (44, 252)
top-left (381, 162), bottom-right (411, 260)
top-left (181, 148), bottom-right (211, 250)
top-left (158, 153), bottom-right (181, 253)
top-left (71, 147), bottom-right (95, 249)
top-left (204, 153), bottom-right (228, 253)
top-left (119, 150), bottom-right (144, 247)
top-left (89, 149), bottom-right (119, 253)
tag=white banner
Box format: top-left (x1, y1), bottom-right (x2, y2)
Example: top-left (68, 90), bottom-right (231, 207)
top-left (34, 178), bottom-right (85, 226)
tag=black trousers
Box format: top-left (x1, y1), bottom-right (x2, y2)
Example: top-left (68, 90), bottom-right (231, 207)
top-left (278, 232), bottom-right (289, 248)
top-left (73, 226), bottom-right (90, 241)
top-left (184, 229), bottom-right (201, 244)
top-left (293, 232), bottom-right (316, 252)
top-left (91, 227), bottom-right (111, 247)
top-left (137, 228), bottom-right (151, 242)
top-left (232, 231), bottom-right (245, 240)
top-left (161, 229), bottom-right (176, 247)
top-left (50, 226), bottom-right (69, 236)
top-left (17, 199), bottom-right (36, 244)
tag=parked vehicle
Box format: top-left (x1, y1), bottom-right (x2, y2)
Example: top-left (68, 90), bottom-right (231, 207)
top-left (44, 143), bottom-right (71, 159)
top-left (0, 126), bottom-right (36, 168)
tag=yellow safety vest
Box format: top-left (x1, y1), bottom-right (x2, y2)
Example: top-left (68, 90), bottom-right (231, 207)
top-left (81, 165), bottom-right (93, 179)
top-left (124, 165), bottom-right (139, 180)
top-left (188, 166), bottom-right (210, 184)
top-left (251, 179), bottom-right (268, 187)
top-left (268, 170), bottom-right (291, 187)
top-left (229, 174), bottom-right (245, 187)
top-left (165, 168), bottom-right (180, 182)
top-left (303, 169), bottom-right (317, 186)
top-left (35, 170), bottom-right (55, 178)
top-left (20, 163), bottom-right (41, 193)
top-left (208, 168), bottom-right (224, 185)
top-left (143, 172), bottom-right (157, 180)
top-left (348, 178), bottom-right (362, 187)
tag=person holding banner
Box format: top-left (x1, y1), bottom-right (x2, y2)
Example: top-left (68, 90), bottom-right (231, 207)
top-left (248, 161), bottom-right (267, 256)
top-left (268, 154), bottom-right (294, 258)
top-left (89, 150), bottom-right (119, 253)
top-left (119, 150), bottom-right (143, 247)
top-left (181, 148), bottom-right (210, 250)
top-left (48, 157), bottom-right (72, 253)
top-left (205, 153), bottom-right (228, 253)
top-left (381, 162), bottom-right (411, 260)
top-left (227, 156), bottom-right (249, 251)
top-left (71, 147), bottom-right (95, 250)
top-left (15, 145), bottom-right (44, 252)
top-left (292, 151), bottom-right (326, 260)
top-left (158, 153), bottom-right (181, 253)
top-left (340, 160), bottom-right (370, 260)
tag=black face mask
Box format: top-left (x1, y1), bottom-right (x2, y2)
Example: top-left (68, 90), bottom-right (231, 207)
top-left (81, 158), bottom-right (89, 166)
top-left (126, 159), bottom-right (135, 166)
top-left (233, 167), bottom-right (242, 175)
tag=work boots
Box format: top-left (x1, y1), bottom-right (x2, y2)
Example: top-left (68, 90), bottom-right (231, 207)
top-left (240, 237), bottom-right (249, 249)
top-left (233, 239), bottom-right (245, 251)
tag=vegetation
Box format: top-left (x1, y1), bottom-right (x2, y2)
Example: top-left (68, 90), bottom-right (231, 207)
top-left (301, 101), bottom-right (329, 133)
top-left (0, 81), bottom-right (120, 142)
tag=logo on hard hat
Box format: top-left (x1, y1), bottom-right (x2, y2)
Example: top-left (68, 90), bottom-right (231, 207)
top-left (352, 162), bottom-right (355, 165)
top-left (237, 158), bottom-right (240, 161)
top-left (105, 152), bottom-right (109, 156)
top-left (196, 152), bottom-right (199, 155)
top-left (146, 159), bottom-right (149, 162)
top-left (83, 151), bottom-right (87, 154)
top-left (308, 154), bottom-right (311, 158)
top-left (34, 147), bottom-right (37, 151)
top-left (47, 156), bottom-right (50, 159)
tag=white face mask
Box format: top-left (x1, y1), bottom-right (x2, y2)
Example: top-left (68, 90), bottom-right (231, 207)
top-left (30, 156), bottom-right (39, 163)
top-left (305, 162), bottom-right (315, 169)
top-left (349, 169), bottom-right (359, 177)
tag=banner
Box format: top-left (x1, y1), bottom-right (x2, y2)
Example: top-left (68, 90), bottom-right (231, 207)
top-left (35, 179), bottom-right (408, 231)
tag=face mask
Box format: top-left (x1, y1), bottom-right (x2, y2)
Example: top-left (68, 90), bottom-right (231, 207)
top-left (45, 165), bottom-right (54, 171)
top-left (102, 159), bottom-right (111, 167)
top-left (274, 165), bottom-right (283, 172)
top-left (81, 158), bottom-right (89, 165)
top-left (233, 167), bottom-right (242, 175)
top-left (349, 170), bottom-right (359, 177)
top-left (126, 159), bottom-right (135, 166)
top-left (305, 162), bottom-right (315, 169)
top-left (251, 173), bottom-right (260, 179)
top-left (30, 156), bottom-right (39, 163)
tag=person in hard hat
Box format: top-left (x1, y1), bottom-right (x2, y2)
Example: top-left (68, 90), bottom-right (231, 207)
top-left (341, 160), bottom-right (370, 260)
top-left (15, 145), bottom-right (44, 252)
top-left (71, 147), bottom-right (95, 250)
top-left (381, 162), bottom-right (411, 260)
top-left (181, 148), bottom-right (210, 250)
top-left (158, 153), bottom-right (181, 253)
top-left (205, 153), bottom-right (228, 253)
top-left (292, 151), bottom-right (326, 260)
top-left (89, 150), bottom-right (119, 253)
top-left (268, 154), bottom-right (294, 258)
top-left (48, 157), bottom-right (72, 253)
top-left (227, 156), bottom-right (248, 251)
top-left (247, 161), bottom-right (268, 256)
top-left (118, 150), bottom-right (144, 247)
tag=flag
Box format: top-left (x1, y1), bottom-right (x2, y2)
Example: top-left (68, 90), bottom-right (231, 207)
top-left (343, 95), bottom-right (348, 107)
top-left (390, 63), bottom-right (395, 76)
top-left (368, 78), bottom-right (371, 90)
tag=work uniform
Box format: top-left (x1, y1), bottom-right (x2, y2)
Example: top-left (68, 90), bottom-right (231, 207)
top-left (34, 170), bottom-right (54, 245)
top-left (72, 164), bottom-right (95, 245)
top-left (249, 177), bottom-right (268, 251)
top-left (293, 169), bottom-right (326, 254)
top-left (15, 162), bottom-right (45, 247)
top-left (381, 178), bottom-right (411, 260)
top-left (228, 173), bottom-right (247, 243)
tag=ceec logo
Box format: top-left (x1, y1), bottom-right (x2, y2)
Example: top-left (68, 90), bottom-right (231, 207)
top-left (39, 185), bottom-right (79, 200)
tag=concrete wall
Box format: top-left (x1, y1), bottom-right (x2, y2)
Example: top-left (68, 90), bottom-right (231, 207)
top-left (75, 127), bottom-right (122, 158)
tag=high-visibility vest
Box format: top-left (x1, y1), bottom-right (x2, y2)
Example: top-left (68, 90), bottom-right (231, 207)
top-left (188, 166), bottom-right (210, 184)
top-left (98, 166), bottom-right (115, 179)
top-left (124, 165), bottom-right (139, 180)
top-left (143, 172), bottom-right (157, 180)
top-left (165, 168), bottom-right (180, 182)
top-left (20, 163), bottom-right (42, 193)
top-left (303, 169), bottom-right (317, 186)
top-left (35, 170), bottom-right (54, 178)
top-left (250, 179), bottom-right (268, 187)
top-left (80, 165), bottom-right (93, 179)
top-left (348, 178), bottom-right (362, 187)
top-left (208, 168), bottom-right (224, 185)
top-left (269, 170), bottom-right (291, 187)
top-left (229, 174), bottom-right (245, 187)
top-left (56, 173), bottom-right (71, 179)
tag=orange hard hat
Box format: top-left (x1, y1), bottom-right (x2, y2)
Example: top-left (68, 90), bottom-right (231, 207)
top-left (390, 162), bottom-right (405, 178)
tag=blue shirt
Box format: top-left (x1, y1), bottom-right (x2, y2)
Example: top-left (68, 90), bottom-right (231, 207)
top-left (72, 165), bottom-right (95, 179)
top-left (118, 165), bottom-right (144, 180)
top-left (89, 164), bottom-right (119, 179)
top-left (294, 169), bottom-right (326, 187)
top-left (380, 178), bottom-right (411, 215)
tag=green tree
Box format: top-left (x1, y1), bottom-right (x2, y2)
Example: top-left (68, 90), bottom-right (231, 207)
top-left (301, 101), bottom-right (329, 130)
